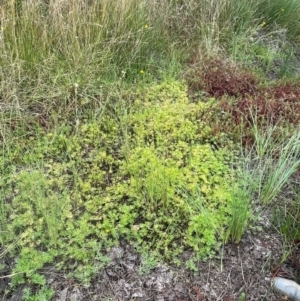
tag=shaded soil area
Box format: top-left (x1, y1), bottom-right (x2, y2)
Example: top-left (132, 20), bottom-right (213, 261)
top-left (2, 226), bottom-right (299, 301)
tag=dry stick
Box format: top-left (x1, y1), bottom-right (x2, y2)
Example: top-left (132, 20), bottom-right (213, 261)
top-left (202, 259), bottom-right (212, 300)
top-left (217, 253), bottom-right (233, 300)
top-left (0, 271), bottom-right (24, 279)
top-left (238, 246), bottom-right (246, 285)
top-left (225, 268), bottom-right (233, 292)
top-left (206, 258), bottom-right (212, 289)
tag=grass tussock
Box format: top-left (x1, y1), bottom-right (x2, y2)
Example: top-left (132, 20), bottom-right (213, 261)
top-left (0, 0), bottom-right (174, 108)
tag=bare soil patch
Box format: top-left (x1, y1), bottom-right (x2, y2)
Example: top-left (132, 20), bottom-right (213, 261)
top-left (3, 227), bottom-right (298, 301)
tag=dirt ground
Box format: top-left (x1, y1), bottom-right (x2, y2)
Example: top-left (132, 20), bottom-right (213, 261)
top-left (48, 231), bottom-right (299, 301)
top-left (4, 224), bottom-right (299, 301)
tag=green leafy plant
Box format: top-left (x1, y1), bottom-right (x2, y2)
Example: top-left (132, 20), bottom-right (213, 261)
top-left (22, 285), bottom-right (54, 301)
top-left (11, 248), bottom-right (55, 287)
top-left (138, 252), bottom-right (159, 275)
top-left (113, 81), bottom-right (241, 259)
top-left (0, 82), bottom-right (242, 294)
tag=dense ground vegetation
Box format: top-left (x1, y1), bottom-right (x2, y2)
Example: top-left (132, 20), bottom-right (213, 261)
top-left (1, 0), bottom-right (300, 300)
